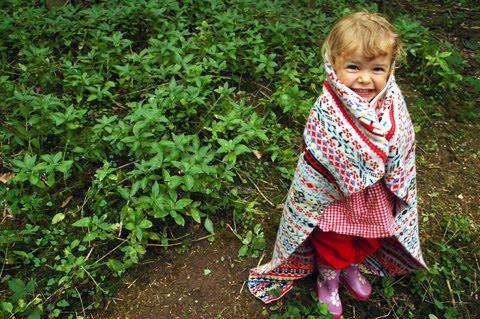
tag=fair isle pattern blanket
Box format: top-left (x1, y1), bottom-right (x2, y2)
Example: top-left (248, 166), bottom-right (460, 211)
top-left (248, 63), bottom-right (427, 304)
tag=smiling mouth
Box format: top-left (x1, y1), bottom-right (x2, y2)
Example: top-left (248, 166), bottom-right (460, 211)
top-left (352, 88), bottom-right (374, 94)
top-left (351, 88), bottom-right (375, 98)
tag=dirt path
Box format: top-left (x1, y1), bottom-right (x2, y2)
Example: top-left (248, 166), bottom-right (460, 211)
top-left (96, 120), bottom-right (480, 319)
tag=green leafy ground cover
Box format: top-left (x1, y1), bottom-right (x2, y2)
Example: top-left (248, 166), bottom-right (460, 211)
top-left (0, 0), bottom-right (478, 318)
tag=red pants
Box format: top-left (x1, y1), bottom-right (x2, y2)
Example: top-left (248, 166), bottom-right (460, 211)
top-left (310, 228), bottom-right (381, 269)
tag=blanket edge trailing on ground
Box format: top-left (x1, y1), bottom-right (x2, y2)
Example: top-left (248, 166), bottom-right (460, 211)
top-left (248, 63), bottom-right (426, 304)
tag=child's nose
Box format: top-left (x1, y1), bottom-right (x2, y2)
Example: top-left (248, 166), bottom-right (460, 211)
top-left (358, 72), bottom-right (372, 84)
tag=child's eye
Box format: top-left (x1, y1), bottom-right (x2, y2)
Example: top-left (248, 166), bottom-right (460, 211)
top-left (373, 67), bottom-right (386, 73)
top-left (346, 65), bottom-right (359, 71)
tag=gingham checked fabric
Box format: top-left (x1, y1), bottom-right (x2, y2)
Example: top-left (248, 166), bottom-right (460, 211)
top-left (317, 179), bottom-right (395, 238)
top-left (248, 63), bottom-right (426, 304)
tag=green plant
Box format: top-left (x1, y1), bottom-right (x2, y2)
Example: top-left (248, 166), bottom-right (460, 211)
top-left (237, 223), bottom-right (266, 258)
top-left (269, 292), bottom-right (333, 319)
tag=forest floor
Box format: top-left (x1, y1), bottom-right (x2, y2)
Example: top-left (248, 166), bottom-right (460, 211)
top-left (96, 118), bottom-right (480, 319)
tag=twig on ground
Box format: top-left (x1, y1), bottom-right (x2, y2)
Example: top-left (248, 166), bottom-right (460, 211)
top-left (115, 161), bottom-right (136, 170)
top-left (446, 279), bottom-right (456, 306)
top-left (118, 221), bottom-right (123, 237)
top-left (81, 266), bottom-right (107, 293)
top-left (253, 80), bottom-right (273, 93)
top-left (473, 271), bottom-right (478, 299)
top-left (474, 253), bottom-right (480, 272)
top-left (127, 278), bottom-right (138, 289)
top-left (146, 241), bottom-right (185, 247)
top-left (0, 248), bottom-right (7, 278)
top-left (145, 233), bottom-right (215, 247)
top-left (78, 191), bottom-right (90, 213)
top-left (192, 233), bottom-right (215, 242)
top-left (374, 308), bottom-right (393, 318)
top-left (96, 240), bottom-right (127, 264)
top-left (415, 144), bottom-right (427, 154)
top-left (85, 246), bottom-right (94, 261)
top-left (45, 286), bottom-right (66, 303)
top-left (235, 169), bottom-right (275, 207)
top-left (452, 4), bottom-right (480, 12)
top-left (226, 223), bottom-right (243, 241)
top-left (375, 298), bottom-right (397, 319)
top-left (75, 287), bottom-right (86, 318)
top-left (239, 280), bottom-right (246, 294)
top-left (257, 252), bottom-right (265, 267)
top-left (461, 23), bottom-right (480, 30)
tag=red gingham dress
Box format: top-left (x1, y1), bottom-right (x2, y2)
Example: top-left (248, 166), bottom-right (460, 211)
top-left (316, 179), bottom-right (395, 238)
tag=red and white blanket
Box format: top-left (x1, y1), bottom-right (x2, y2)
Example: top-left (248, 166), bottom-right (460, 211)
top-left (248, 63), bottom-right (426, 303)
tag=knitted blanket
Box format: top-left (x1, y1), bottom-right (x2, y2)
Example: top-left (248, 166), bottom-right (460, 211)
top-left (248, 63), bottom-right (426, 304)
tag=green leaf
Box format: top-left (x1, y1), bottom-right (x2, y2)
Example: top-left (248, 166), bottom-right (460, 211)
top-left (169, 175), bottom-right (183, 188)
top-left (8, 278), bottom-right (25, 293)
top-left (26, 309), bottom-right (41, 319)
top-left (29, 174), bottom-right (40, 186)
top-left (8, 278), bottom-right (26, 301)
top-left (139, 219), bottom-right (153, 229)
top-left (203, 268), bottom-right (211, 275)
top-left (72, 217), bottom-right (90, 227)
top-left (51, 213), bottom-right (65, 224)
top-left (173, 214), bottom-right (185, 226)
top-left (316, 302), bottom-right (328, 315)
top-left (184, 174), bottom-right (194, 190)
top-left (1, 302), bottom-right (13, 313)
top-left (238, 245), bottom-right (249, 257)
top-left (235, 144), bottom-right (250, 155)
top-left (190, 209), bottom-right (201, 223)
top-left (242, 231), bottom-right (253, 245)
top-left (151, 182), bottom-right (160, 197)
top-left (204, 217), bottom-right (214, 234)
top-left (56, 299), bottom-right (70, 308)
top-left (175, 198), bottom-right (192, 210)
top-left (84, 231), bottom-right (99, 241)
top-left (433, 298), bottom-right (444, 310)
top-left (107, 259), bottom-right (126, 275)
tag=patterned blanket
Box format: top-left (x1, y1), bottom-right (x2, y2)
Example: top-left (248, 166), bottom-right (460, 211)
top-left (248, 63), bottom-right (426, 304)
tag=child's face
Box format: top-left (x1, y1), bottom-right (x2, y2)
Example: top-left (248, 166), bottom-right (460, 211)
top-left (334, 51), bottom-right (392, 102)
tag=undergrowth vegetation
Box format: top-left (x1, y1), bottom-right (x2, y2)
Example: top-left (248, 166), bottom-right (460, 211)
top-left (0, 0), bottom-right (478, 318)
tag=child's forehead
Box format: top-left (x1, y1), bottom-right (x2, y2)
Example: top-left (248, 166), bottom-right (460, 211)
top-left (339, 46), bottom-right (393, 63)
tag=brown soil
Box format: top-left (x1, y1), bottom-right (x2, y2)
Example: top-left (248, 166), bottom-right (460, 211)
top-left (95, 119), bottom-right (480, 319)
top-left (96, 229), bottom-right (269, 319)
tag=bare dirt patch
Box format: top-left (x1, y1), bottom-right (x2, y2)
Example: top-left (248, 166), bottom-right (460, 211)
top-left (96, 229), bottom-right (269, 319)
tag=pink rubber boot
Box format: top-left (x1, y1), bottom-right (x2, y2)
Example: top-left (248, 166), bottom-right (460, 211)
top-left (316, 267), bottom-right (342, 319)
top-left (340, 264), bottom-right (372, 301)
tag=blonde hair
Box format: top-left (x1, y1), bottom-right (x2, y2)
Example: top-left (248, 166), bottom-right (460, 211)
top-left (322, 12), bottom-right (402, 68)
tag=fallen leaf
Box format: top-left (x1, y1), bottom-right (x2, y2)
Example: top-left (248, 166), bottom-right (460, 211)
top-left (252, 150), bottom-right (262, 159)
top-left (61, 195), bottom-right (73, 208)
top-left (203, 268), bottom-right (211, 276)
top-left (0, 173), bottom-right (15, 184)
top-left (457, 194), bottom-right (464, 199)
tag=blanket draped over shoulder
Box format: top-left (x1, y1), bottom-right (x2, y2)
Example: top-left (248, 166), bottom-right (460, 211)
top-left (248, 63), bottom-right (427, 304)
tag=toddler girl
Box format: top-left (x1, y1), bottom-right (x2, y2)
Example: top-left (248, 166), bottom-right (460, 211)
top-left (248, 12), bottom-right (426, 319)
